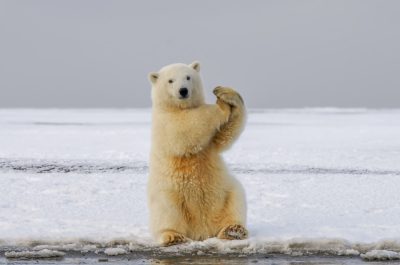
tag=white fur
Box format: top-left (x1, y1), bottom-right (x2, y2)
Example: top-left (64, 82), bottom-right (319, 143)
top-left (147, 61), bottom-right (247, 245)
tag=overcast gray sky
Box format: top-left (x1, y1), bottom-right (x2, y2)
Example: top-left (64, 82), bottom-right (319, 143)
top-left (0, 0), bottom-right (399, 108)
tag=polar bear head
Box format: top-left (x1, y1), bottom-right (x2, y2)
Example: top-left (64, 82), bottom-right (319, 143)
top-left (148, 61), bottom-right (205, 109)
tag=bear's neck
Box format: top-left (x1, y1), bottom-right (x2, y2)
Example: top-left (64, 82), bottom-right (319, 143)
top-left (153, 101), bottom-right (203, 112)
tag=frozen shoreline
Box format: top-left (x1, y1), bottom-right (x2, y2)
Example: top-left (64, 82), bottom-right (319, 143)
top-left (1, 237), bottom-right (400, 260)
top-left (0, 255), bottom-right (381, 265)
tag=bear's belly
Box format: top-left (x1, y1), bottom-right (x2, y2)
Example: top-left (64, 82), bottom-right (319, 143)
top-left (165, 151), bottom-right (227, 239)
top-left (169, 186), bottom-right (226, 240)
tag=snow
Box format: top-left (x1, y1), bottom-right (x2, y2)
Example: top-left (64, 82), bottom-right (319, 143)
top-left (104, 247), bottom-right (128, 256)
top-left (1, 108), bottom-right (400, 258)
top-left (5, 249), bottom-right (65, 259)
top-left (361, 250), bottom-right (400, 261)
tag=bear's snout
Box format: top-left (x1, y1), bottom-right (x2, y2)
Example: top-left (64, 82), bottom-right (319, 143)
top-left (179, 87), bottom-right (189, 98)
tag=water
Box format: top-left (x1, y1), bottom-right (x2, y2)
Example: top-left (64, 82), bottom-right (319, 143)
top-left (0, 255), bottom-right (382, 265)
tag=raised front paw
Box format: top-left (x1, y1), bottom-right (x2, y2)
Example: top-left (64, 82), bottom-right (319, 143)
top-left (213, 86), bottom-right (244, 108)
top-left (160, 230), bottom-right (187, 246)
top-left (217, 224), bottom-right (248, 240)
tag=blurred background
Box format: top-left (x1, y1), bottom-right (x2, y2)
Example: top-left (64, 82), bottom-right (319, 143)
top-left (0, 0), bottom-right (399, 108)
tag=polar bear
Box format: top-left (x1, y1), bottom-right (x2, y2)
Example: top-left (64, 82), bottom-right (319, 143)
top-left (147, 61), bottom-right (248, 246)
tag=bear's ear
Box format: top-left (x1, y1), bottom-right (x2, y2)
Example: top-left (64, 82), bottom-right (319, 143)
top-left (148, 72), bottom-right (159, 85)
top-left (189, 61), bottom-right (200, 72)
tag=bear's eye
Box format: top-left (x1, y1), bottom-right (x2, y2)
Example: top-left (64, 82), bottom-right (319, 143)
top-left (186, 76), bottom-right (191, 81)
top-left (168, 79), bottom-right (173, 84)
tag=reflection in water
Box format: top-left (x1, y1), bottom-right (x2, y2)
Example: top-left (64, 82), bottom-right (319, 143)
top-left (151, 257), bottom-right (250, 265)
top-left (0, 256), bottom-right (370, 265)
top-left (150, 256), bottom-right (364, 265)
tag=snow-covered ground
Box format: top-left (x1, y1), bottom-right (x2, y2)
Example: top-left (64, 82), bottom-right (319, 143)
top-left (1, 109), bottom-right (400, 260)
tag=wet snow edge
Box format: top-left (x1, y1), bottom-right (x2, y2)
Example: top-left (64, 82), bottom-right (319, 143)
top-left (2, 237), bottom-right (400, 260)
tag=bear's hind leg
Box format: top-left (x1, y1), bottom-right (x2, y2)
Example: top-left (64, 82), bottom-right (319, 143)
top-left (214, 182), bottom-right (248, 240)
top-left (148, 186), bottom-right (190, 246)
top-left (160, 229), bottom-right (188, 246)
top-left (217, 224), bottom-right (248, 240)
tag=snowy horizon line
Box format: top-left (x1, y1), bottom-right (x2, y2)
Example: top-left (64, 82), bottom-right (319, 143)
top-left (1, 107), bottom-right (400, 111)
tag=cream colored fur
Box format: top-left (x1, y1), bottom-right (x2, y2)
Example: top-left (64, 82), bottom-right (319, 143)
top-left (147, 61), bottom-right (247, 246)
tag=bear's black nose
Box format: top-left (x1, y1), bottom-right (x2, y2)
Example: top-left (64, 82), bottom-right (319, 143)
top-left (179, 87), bottom-right (188, 98)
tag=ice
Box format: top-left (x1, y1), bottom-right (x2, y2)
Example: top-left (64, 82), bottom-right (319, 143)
top-left (1, 108), bottom-right (400, 258)
top-left (361, 250), bottom-right (400, 261)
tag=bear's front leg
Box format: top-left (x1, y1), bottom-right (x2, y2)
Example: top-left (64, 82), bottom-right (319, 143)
top-left (167, 102), bottom-right (231, 156)
top-left (212, 86), bottom-right (246, 151)
top-left (214, 86), bottom-right (244, 108)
